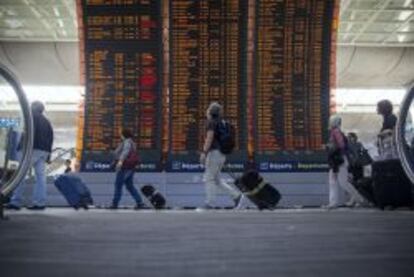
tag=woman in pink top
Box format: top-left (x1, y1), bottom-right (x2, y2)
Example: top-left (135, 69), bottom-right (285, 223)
top-left (327, 115), bottom-right (364, 208)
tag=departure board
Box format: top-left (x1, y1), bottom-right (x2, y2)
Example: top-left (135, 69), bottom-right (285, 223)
top-left (80, 0), bottom-right (162, 172)
top-left (168, 0), bottom-right (248, 172)
top-left (254, 0), bottom-right (335, 172)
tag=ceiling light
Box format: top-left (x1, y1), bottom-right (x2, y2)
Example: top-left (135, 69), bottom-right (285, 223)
top-left (403, 0), bottom-right (412, 8)
top-left (4, 19), bottom-right (23, 29)
top-left (53, 7), bottom-right (60, 17)
top-left (398, 34), bottom-right (406, 42)
top-left (398, 11), bottom-right (413, 21)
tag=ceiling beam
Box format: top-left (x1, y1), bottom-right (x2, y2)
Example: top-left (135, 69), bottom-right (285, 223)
top-left (382, 11), bottom-right (414, 43)
top-left (22, 0), bottom-right (58, 40)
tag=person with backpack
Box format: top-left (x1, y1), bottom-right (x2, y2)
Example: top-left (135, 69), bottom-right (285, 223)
top-left (199, 102), bottom-right (242, 209)
top-left (109, 129), bottom-right (145, 209)
top-left (326, 115), bottom-right (364, 209)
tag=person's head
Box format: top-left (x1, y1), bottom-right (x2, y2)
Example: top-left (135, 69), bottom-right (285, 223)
top-left (329, 114), bottom-right (342, 130)
top-left (121, 128), bottom-right (133, 140)
top-left (31, 101), bottom-right (45, 115)
top-left (347, 132), bottom-right (358, 144)
top-left (206, 102), bottom-right (223, 120)
top-left (377, 99), bottom-right (393, 116)
top-left (65, 159), bottom-right (71, 167)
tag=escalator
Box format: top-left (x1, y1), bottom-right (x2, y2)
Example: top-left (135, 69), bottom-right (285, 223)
top-left (0, 64), bottom-right (33, 219)
top-left (396, 85), bottom-right (414, 195)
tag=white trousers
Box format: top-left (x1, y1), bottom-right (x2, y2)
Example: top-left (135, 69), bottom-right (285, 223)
top-left (329, 158), bottom-right (364, 207)
top-left (203, 150), bottom-right (240, 206)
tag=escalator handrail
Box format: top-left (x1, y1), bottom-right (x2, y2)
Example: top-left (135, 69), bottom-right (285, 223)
top-left (0, 64), bottom-right (33, 197)
top-left (50, 147), bottom-right (75, 163)
top-left (396, 85), bottom-right (414, 185)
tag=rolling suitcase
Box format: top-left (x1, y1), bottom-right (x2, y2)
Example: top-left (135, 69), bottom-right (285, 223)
top-left (234, 170), bottom-right (281, 210)
top-left (141, 185), bottom-right (166, 209)
top-left (372, 159), bottom-right (412, 209)
top-left (54, 174), bottom-right (93, 210)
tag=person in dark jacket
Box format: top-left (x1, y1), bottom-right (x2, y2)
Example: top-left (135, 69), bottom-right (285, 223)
top-left (377, 99), bottom-right (397, 132)
top-left (8, 101), bottom-right (54, 210)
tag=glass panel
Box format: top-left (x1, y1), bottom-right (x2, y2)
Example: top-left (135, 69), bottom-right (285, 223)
top-left (339, 22), bottom-right (365, 33)
top-left (348, 0), bottom-right (380, 10)
top-left (365, 23), bottom-right (402, 32)
top-left (387, 33), bottom-right (414, 42)
top-left (342, 10), bottom-right (376, 22)
top-left (0, 73), bottom-right (24, 183)
top-left (355, 33), bottom-right (388, 43)
top-left (338, 34), bottom-right (356, 43)
top-left (387, 0), bottom-right (414, 9)
top-left (397, 87), bottom-right (414, 183)
top-left (376, 11), bottom-right (414, 22)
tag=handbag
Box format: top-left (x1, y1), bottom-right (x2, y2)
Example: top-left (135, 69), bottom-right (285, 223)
top-left (328, 148), bottom-right (344, 172)
top-left (357, 148), bottom-right (373, 166)
top-left (122, 148), bottom-right (139, 170)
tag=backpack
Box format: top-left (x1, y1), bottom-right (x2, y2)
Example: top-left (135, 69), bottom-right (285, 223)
top-left (215, 120), bottom-right (236, 155)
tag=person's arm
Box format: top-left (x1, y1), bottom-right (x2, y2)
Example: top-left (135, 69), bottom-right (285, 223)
top-left (116, 140), bottom-right (132, 170)
top-left (118, 140), bottom-right (131, 162)
top-left (200, 129), bottom-right (214, 165)
top-left (203, 131), bottom-right (214, 153)
top-left (200, 120), bottom-right (216, 164)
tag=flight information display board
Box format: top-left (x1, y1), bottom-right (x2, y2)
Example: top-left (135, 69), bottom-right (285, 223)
top-left (80, 0), bottom-right (162, 172)
top-left (167, 0), bottom-right (248, 172)
top-left (254, 0), bottom-right (335, 172)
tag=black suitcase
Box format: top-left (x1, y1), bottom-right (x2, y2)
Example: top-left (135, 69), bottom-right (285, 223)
top-left (234, 170), bottom-right (281, 210)
top-left (372, 159), bottom-right (413, 209)
top-left (141, 185), bottom-right (166, 209)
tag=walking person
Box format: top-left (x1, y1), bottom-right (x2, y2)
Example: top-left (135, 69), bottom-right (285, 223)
top-left (8, 101), bottom-right (54, 210)
top-left (109, 129), bottom-right (145, 209)
top-left (326, 115), bottom-right (364, 209)
top-left (199, 102), bottom-right (242, 209)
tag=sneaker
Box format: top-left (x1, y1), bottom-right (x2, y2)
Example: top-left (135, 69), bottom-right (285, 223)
top-left (5, 204), bottom-right (21, 211)
top-left (134, 203), bottom-right (147, 210)
top-left (27, 206), bottom-right (46, 211)
top-left (233, 195), bottom-right (242, 208)
top-left (107, 205), bottom-right (118, 210)
top-left (344, 200), bottom-right (356, 207)
top-left (323, 205), bottom-right (338, 210)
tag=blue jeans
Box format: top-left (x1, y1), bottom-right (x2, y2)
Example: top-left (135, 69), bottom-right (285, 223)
top-left (10, 150), bottom-right (49, 207)
top-left (112, 169), bottom-right (142, 207)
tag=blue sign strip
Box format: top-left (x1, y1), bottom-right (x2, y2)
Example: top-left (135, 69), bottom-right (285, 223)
top-left (0, 117), bottom-right (20, 128)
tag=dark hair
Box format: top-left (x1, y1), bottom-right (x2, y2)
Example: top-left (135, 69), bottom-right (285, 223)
top-left (377, 100), bottom-right (393, 116)
top-left (122, 129), bottom-right (134, 139)
top-left (65, 159), bottom-right (71, 164)
top-left (347, 132), bottom-right (358, 140)
top-left (31, 101), bottom-right (45, 114)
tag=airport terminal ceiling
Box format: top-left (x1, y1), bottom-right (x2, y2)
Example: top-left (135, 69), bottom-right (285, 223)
top-left (0, 0), bottom-right (413, 87)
